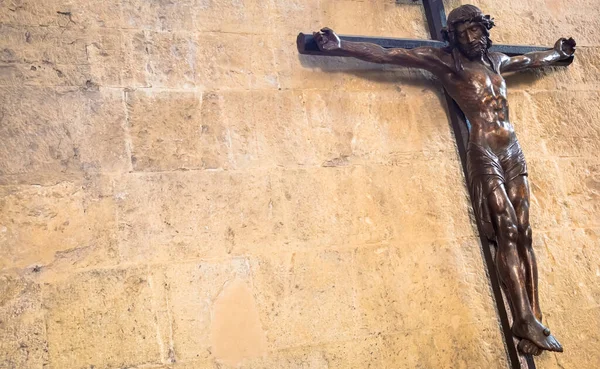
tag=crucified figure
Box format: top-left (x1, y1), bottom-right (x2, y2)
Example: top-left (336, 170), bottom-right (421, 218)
top-left (313, 4), bottom-right (575, 356)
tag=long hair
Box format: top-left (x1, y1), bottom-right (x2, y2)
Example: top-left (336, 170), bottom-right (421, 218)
top-left (441, 5), bottom-right (495, 71)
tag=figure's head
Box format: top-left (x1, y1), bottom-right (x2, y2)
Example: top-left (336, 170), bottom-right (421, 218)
top-left (442, 5), bottom-right (495, 60)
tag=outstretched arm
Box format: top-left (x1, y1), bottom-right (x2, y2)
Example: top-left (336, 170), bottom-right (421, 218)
top-left (499, 37), bottom-right (576, 73)
top-left (313, 28), bottom-right (449, 75)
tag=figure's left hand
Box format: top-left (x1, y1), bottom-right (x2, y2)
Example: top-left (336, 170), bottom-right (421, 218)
top-left (554, 37), bottom-right (576, 58)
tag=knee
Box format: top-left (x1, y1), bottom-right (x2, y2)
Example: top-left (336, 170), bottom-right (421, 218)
top-left (496, 215), bottom-right (519, 243)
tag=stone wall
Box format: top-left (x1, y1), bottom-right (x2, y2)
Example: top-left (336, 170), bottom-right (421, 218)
top-left (0, 0), bottom-right (598, 368)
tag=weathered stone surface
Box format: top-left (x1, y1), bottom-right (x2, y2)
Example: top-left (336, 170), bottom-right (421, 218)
top-left (193, 0), bottom-right (271, 33)
top-left (321, 0), bottom-right (429, 39)
top-left (354, 239), bottom-right (502, 338)
top-left (379, 329), bottom-right (507, 369)
top-left (121, 0), bottom-right (196, 31)
top-left (86, 29), bottom-right (149, 88)
top-left (526, 157), bottom-right (571, 232)
top-left (0, 0), bottom-right (123, 28)
top-left (0, 25), bottom-right (148, 88)
top-left (222, 337), bottom-right (384, 369)
top-left (0, 275), bottom-right (48, 369)
top-left (0, 62), bottom-right (92, 87)
top-left (115, 169), bottom-right (285, 264)
top-left (43, 267), bottom-right (161, 369)
top-left (0, 86), bottom-right (129, 184)
top-left (126, 90), bottom-right (206, 171)
top-left (145, 31), bottom-right (197, 89)
top-left (469, 0), bottom-right (600, 46)
top-left (556, 158), bottom-right (600, 229)
top-left (527, 91), bottom-right (600, 158)
top-left (301, 88), bottom-right (454, 165)
top-left (160, 258), bottom-right (252, 363)
top-left (0, 179), bottom-right (117, 272)
top-left (250, 250), bottom-right (360, 349)
top-left (0, 24), bottom-right (88, 65)
top-left (196, 32), bottom-right (278, 90)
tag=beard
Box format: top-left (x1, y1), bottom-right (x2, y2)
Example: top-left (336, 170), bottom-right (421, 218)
top-left (459, 37), bottom-right (488, 59)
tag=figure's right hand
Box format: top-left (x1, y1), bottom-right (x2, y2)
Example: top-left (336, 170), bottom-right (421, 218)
top-left (313, 28), bottom-right (341, 51)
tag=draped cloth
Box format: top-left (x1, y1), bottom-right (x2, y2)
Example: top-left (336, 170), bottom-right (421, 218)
top-left (467, 140), bottom-right (528, 240)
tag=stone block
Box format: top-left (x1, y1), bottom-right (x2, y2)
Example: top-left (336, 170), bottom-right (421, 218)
top-left (0, 0), bottom-right (123, 28)
top-left (379, 329), bottom-right (507, 369)
top-left (470, 0), bottom-right (600, 46)
top-left (556, 158), bottom-right (600, 229)
top-left (249, 250), bottom-right (360, 349)
top-left (536, 228), bottom-right (600, 310)
top-left (0, 62), bottom-right (92, 87)
top-left (145, 31), bottom-right (197, 89)
top-left (267, 0), bottom-right (322, 35)
top-left (121, 0), bottom-right (196, 31)
top-left (0, 26), bottom-right (148, 88)
top-left (193, 0), bottom-right (271, 33)
top-left (0, 179), bottom-right (118, 272)
top-left (0, 275), bottom-right (48, 369)
top-left (126, 90), bottom-right (207, 171)
top-left (0, 24), bottom-right (88, 65)
top-left (43, 267), bottom-right (161, 369)
top-left (279, 167), bottom-right (362, 247)
top-left (320, 1), bottom-right (429, 39)
top-left (526, 91), bottom-right (600, 158)
top-left (354, 239), bottom-right (501, 337)
top-left (160, 258), bottom-right (253, 363)
top-left (278, 158), bottom-right (474, 249)
top-left (300, 88), bottom-right (454, 166)
top-left (526, 157), bottom-right (571, 232)
top-left (167, 90), bottom-right (311, 171)
top-left (115, 169), bottom-right (285, 264)
top-left (364, 159), bottom-right (475, 242)
top-left (214, 336), bottom-right (383, 369)
top-left (128, 89), bottom-right (312, 172)
top-left (86, 29), bottom-right (149, 88)
top-left (196, 33), bottom-right (278, 90)
top-left (0, 86), bottom-right (129, 184)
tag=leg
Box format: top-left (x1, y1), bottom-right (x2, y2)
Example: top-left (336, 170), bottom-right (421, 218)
top-left (487, 185), bottom-right (562, 352)
top-left (506, 175), bottom-right (542, 322)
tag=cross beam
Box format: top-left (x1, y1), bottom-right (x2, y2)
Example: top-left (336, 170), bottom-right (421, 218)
top-left (296, 1), bottom-right (572, 368)
top-left (297, 34), bottom-right (574, 66)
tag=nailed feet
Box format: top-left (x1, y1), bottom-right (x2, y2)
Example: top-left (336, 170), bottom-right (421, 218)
top-left (513, 315), bottom-right (563, 354)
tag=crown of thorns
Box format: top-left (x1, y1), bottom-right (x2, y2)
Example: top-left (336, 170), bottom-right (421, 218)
top-left (441, 13), bottom-right (495, 43)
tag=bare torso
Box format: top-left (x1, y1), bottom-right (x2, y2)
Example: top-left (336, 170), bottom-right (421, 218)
top-left (438, 54), bottom-right (516, 154)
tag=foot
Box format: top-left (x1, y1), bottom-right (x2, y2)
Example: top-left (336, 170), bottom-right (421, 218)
top-left (518, 339), bottom-right (543, 356)
top-left (512, 316), bottom-right (563, 352)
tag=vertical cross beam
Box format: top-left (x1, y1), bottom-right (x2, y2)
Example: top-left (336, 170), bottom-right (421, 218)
top-left (420, 1), bottom-right (534, 368)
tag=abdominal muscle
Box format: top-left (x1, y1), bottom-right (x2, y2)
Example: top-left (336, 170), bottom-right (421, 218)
top-left (468, 114), bottom-right (517, 154)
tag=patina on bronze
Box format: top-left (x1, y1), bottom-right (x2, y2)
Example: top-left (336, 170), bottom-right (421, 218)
top-left (309, 4), bottom-right (575, 357)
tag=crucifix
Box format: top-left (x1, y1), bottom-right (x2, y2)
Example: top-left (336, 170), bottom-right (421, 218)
top-left (296, 2), bottom-right (576, 369)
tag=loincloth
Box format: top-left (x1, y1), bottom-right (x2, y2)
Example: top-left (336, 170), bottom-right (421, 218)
top-left (467, 140), bottom-right (527, 240)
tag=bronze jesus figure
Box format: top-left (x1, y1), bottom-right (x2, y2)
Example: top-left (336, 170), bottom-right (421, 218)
top-left (313, 4), bottom-right (576, 356)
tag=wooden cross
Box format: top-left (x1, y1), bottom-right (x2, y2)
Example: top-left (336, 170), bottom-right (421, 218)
top-left (296, 1), bottom-right (573, 369)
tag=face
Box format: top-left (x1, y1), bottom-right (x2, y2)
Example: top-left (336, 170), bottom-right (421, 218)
top-left (455, 21), bottom-right (487, 59)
